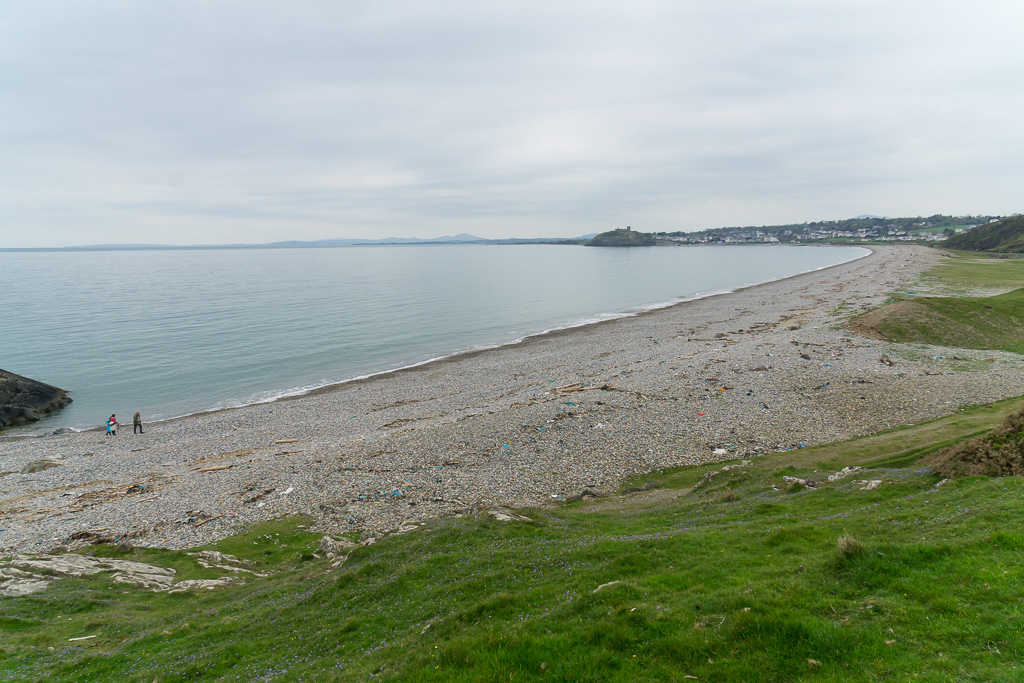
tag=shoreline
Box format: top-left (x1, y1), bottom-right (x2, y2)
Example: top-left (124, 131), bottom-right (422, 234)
top-left (4, 246), bottom-right (871, 438)
top-left (3, 244), bottom-right (1024, 554)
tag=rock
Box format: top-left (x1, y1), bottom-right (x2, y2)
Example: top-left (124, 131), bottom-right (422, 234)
top-left (783, 476), bottom-right (806, 486)
top-left (880, 354), bottom-right (895, 366)
top-left (0, 567), bottom-right (52, 596)
top-left (0, 369), bottom-right (72, 431)
top-left (486, 508), bottom-right (532, 522)
top-left (827, 466), bottom-right (862, 482)
top-left (1, 554), bottom-right (176, 595)
top-left (861, 480), bottom-right (883, 491)
top-left (167, 577), bottom-right (236, 593)
top-left (318, 535), bottom-right (358, 560)
top-left (188, 550), bottom-right (270, 577)
top-left (20, 459), bottom-right (62, 474)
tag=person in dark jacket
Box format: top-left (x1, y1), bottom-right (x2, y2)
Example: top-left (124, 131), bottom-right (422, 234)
top-left (133, 411), bottom-right (143, 434)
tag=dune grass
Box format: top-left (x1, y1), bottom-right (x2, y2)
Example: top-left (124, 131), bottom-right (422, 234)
top-left (3, 395), bottom-right (1024, 682)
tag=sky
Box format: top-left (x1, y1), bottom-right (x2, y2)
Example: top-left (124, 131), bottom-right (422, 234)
top-left (2, 1), bottom-right (1023, 247)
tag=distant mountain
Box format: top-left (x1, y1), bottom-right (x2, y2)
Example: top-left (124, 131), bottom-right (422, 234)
top-left (586, 228), bottom-right (657, 247)
top-left (942, 215), bottom-right (1024, 253)
top-left (2, 233), bottom-right (613, 252)
top-left (267, 233), bottom-right (486, 247)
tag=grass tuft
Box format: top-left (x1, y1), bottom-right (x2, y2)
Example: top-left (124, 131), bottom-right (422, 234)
top-left (836, 533), bottom-right (866, 561)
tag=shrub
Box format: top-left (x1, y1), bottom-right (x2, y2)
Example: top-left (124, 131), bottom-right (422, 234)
top-left (931, 407), bottom-right (1024, 477)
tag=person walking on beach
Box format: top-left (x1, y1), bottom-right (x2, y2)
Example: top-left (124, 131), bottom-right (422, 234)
top-left (106, 414), bottom-right (118, 436)
top-left (133, 411), bottom-right (143, 434)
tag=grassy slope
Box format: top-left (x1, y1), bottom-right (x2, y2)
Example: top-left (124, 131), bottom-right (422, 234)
top-left (849, 251), bottom-right (1024, 353)
top-left (3, 398), bottom-right (1024, 682)
top-left (942, 216), bottom-right (1024, 254)
top-left (866, 289), bottom-right (1024, 354)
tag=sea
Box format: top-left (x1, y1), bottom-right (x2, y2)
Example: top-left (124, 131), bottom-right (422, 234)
top-left (0, 244), bottom-right (867, 434)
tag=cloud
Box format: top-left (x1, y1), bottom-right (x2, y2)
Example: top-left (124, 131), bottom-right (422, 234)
top-left (1, 0), bottom-right (1022, 246)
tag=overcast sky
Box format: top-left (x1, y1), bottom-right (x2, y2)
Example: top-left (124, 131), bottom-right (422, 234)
top-left (2, 1), bottom-right (1022, 247)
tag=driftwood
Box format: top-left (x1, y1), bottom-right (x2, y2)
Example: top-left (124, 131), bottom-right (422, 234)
top-left (274, 439), bottom-right (300, 444)
top-left (196, 464), bottom-right (234, 473)
top-left (193, 514), bottom-right (223, 527)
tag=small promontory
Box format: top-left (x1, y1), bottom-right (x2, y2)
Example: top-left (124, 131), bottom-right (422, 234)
top-left (0, 370), bottom-right (72, 431)
top-left (585, 227), bottom-right (658, 247)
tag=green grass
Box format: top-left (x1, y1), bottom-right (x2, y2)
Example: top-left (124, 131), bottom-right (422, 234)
top-left (921, 250), bottom-right (1024, 294)
top-left (848, 249), bottom-right (1024, 353)
top-left (869, 288), bottom-right (1024, 354)
top-left (4, 397), bottom-right (1024, 682)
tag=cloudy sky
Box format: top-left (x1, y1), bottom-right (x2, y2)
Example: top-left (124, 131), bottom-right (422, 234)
top-left (2, 1), bottom-right (1022, 247)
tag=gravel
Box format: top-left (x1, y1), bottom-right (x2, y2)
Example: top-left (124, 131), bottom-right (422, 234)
top-left (2, 245), bottom-right (1022, 554)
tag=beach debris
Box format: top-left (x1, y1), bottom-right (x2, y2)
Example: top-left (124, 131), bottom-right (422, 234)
top-left (274, 439), bottom-right (300, 444)
top-left (280, 486), bottom-right (294, 496)
top-left (65, 530), bottom-right (115, 546)
top-left (196, 464), bottom-right (235, 473)
top-left (244, 488), bottom-right (275, 503)
top-left (880, 354), bottom-right (895, 366)
top-left (193, 514), bottom-right (223, 527)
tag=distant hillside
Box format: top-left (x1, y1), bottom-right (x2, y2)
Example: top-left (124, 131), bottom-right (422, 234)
top-left (942, 215), bottom-right (1024, 253)
top-left (586, 228), bottom-right (657, 247)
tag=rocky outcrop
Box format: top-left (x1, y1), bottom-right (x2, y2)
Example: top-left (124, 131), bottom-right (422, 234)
top-left (0, 369), bottom-right (72, 430)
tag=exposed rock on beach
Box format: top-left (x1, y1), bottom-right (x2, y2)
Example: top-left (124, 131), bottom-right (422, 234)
top-left (2, 245), bottom-right (1023, 555)
top-left (0, 369), bottom-right (72, 431)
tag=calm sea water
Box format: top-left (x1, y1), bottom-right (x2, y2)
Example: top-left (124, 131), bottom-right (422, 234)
top-left (1, 244), bottom-right (866, 433)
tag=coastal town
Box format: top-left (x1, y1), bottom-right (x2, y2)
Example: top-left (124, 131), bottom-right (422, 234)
top-left (653, 214), bottom-right (1001, 245)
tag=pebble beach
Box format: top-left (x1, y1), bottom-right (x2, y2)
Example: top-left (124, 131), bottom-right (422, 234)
top-left (3, 244), bottom-right (1023, 554)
